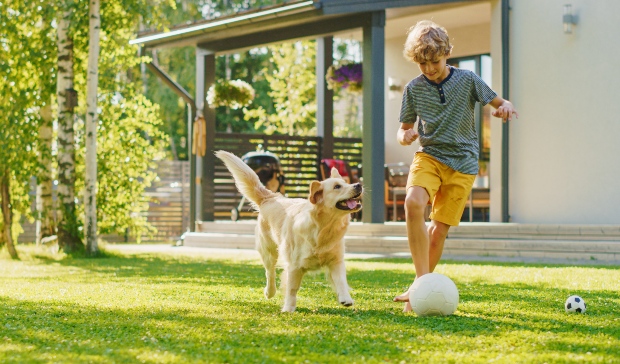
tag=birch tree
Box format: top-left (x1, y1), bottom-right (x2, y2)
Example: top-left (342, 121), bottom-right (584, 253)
top-left (84, 0), bottom-right (101, 255)
top-left (36, 103), bottom-right (55, 244)
top-left (57, 6), bottom-right (83, 253)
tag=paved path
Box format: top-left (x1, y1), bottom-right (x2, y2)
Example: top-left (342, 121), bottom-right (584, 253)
top-left (104, 243), bottom-right (408, 260)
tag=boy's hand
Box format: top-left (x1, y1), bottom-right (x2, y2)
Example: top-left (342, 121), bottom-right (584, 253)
top-left (492, 100), bottom-right (519, 122)
top-left (401, 128), bottom-right (419, 145)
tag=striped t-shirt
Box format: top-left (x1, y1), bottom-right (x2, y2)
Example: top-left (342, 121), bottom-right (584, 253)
top-left (399, 66), bottom-right (497, 175)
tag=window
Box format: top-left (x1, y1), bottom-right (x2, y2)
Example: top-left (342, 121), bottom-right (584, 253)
top-left (448, 55), bottom-right (492, 169)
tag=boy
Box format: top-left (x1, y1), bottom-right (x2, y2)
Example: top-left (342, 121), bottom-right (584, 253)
top-left (393, 21), bottom-right (518, 312)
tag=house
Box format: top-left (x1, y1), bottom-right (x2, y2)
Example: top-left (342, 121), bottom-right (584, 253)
top-left (131, 0), bottom-right (620, 228)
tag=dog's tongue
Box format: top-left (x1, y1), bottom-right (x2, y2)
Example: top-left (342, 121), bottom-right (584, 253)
top-left (346, 199), bottom-right (357, 209)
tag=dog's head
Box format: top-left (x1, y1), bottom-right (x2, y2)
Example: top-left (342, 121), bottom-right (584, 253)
top-left (308, 167), bottom-right (363, 213)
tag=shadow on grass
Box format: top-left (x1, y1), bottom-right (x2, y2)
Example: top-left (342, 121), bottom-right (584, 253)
top-left (28, 248), bottom-right (266, 289)
top-left (347, 256), bottom-right (620, 269)
top-left (3, 250), bottom-right (618, 362)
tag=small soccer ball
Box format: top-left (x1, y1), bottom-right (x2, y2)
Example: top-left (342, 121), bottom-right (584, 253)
top-left (409, 273), bottom-right (459, 316)
top-left (565, 295), bottom-right (586, 313)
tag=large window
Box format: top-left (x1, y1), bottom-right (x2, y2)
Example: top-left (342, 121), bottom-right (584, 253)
top-left (448, 55), bottom-right (492, 179)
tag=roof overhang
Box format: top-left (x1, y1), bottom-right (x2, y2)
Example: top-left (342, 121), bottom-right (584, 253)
top-left (130, 1), bottom-right (327, 50)
top-left (129, 0), bottom-right (471, 52)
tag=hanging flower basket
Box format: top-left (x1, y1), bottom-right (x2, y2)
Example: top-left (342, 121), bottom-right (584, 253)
top-left (326, 61), bottom-right (363, 93)
top-left (206, 79), bottom-right (255, 109)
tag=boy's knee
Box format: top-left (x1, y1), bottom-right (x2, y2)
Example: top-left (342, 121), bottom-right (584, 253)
top-left (428, 221), bottom-right (450, 239)
top-left (405, 194), bottom-right (427, 214)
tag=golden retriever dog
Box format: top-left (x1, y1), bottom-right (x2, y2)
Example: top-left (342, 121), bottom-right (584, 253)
top-left (215, 150), bottom-right (363, 312)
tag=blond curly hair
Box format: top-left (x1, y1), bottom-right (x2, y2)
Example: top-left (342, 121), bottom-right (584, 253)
top-left (403, 20), bottom-right (453, 63)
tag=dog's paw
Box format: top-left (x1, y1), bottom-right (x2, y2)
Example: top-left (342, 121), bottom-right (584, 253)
top-left (281, 305), bottom-right (296, 313)
top-left (264, 286), bottom-right (276, 299)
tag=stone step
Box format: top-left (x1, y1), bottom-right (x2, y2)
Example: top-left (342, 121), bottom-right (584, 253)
top-left (184, 232), bottom-right (620, 263)
top-left (196, 221), bottom-right (620, 241)
top-left (448, 224), bottom-right (620, 241)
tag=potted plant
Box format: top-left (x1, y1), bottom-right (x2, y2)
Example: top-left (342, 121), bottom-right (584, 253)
top-left (325, 61), bottom-right (362, 93)
top-left (206, 79), bottom-right (255, 109)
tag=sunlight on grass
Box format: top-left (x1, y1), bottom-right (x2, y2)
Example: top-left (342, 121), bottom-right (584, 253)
top-left (1, 245), bottom-right (619, 363)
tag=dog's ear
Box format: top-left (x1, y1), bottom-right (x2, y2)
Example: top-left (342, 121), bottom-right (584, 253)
top-left (309, 180), bottom-right (324, 204)
top-left (330, 167), bottom-right (342, 179)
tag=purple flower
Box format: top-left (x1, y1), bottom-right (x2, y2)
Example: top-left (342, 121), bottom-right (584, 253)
top-left (334, 63), bottom-right (362, 87)
top-left (326, 62), bottom-right (363, 92)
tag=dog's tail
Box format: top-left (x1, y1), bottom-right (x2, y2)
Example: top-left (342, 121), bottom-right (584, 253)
top-left (215, 150), bottom-right (276, 206)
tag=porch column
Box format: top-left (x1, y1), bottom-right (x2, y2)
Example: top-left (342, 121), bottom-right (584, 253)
top-left (195, 48), bottom-right (216, 223)
top-left (500, 0), bottom-right (510, 222)
top-left (489, 0), bottom-right (510, 223)
top-left (362, 11), bottom-right (386, 223)
top-left (316, 36), bottom-right (334, 159)
top-left (188, 104), bottom-right (196, 231)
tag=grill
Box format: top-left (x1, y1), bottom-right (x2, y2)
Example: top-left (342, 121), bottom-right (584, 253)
top-left (231, 150), bottom-right (285, 221)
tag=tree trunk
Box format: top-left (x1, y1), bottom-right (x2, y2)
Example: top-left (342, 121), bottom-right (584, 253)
top-left (84, 0), bottom-right (101, 256)
top-left (56, 10), bottom-right (82, 253)
top-left (1, 171), bottom-right (19, 259)
top-left (36, 102), bottom-right (56, 244)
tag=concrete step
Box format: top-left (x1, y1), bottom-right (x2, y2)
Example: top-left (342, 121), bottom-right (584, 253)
top-left (196, 221), bottom-right (620, 241)
top-left (184, 231), bottom-right (620, 263)
top-left (448, 223), bottom-right (620, 241)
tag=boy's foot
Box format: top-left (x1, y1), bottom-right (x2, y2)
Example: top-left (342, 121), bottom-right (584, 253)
top-left (393, 291), bottom-right (410, 302)
top-left (394, 284), bottom-right (414, 312)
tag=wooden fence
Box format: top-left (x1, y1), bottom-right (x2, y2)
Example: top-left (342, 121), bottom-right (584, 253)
top-left (18, 133), bottom-right (363, 243)
top-left (104, 160), bottom-right (191, 242)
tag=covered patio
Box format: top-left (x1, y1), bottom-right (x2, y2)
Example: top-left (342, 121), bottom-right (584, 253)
top-left (131, 0), bottom-right (511, 229)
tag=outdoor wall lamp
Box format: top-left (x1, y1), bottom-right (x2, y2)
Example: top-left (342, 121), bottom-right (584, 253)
top-left (563, 4), bottom-right (577, 34)
top-left (388, 77), bottom-right (403, 100)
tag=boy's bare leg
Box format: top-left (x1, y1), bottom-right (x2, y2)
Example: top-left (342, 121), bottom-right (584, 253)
top-left (394, 194), bottom-right (452, 311)
top-left (393, 186), bottom-right (430, 308)
top-left (428, 220), bottom-right (450, 271)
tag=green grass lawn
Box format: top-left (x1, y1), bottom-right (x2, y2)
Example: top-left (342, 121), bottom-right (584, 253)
top-left (1, 245), bottom-right (619, 363)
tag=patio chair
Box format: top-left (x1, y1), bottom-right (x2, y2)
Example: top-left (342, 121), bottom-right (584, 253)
top-left (319, 159), bottom-right (354, 183)
top-left (384, 162), bottom-right (409, 221)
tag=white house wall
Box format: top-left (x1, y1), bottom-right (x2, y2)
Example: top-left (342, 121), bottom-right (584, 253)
top-left (507, 0), bottom-right (620, 224)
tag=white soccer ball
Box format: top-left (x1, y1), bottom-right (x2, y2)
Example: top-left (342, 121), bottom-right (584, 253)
top-left (409, 273), bottom-right (459, 316)
top-left (565, 295), bottom-right (586, 313)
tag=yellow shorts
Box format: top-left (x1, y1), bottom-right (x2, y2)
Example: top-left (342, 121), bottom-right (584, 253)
top-left (406, 152), bottom-right (476, 226)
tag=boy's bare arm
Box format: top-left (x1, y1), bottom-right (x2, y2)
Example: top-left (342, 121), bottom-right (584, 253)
top-left (397, 122), bottom-right (419, 146)
top-left (489, 96), bottom-right (519, 122)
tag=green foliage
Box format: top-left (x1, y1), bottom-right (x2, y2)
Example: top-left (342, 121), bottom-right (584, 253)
top-left (144, 2), bottom-right (287, 156)
top-left (1, 247), bottom-right (620, 363)
top-left (75, 94), bottom-right (166, 241)
top-left (214, 50), bottom-right (275, 134)
top-left (143, 46), bottom-right (195, 160)
top-left (195, 0), bottom-right (285, 21)
top-left (244, 41), bottom-right (317, 135)
top-left (68, 0), bottom-right (169, 241)
top-left (207, 79), bottom-right (255, 109)
top-left (0, 0), bottom-right (57, 241)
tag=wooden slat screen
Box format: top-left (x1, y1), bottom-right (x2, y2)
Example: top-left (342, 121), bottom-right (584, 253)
top-left (100, 160), bottom-right (191, 242)
top-left (212, 133), bottom-right (362, 219)
top-left (143, 160), bottom-right (191, 240)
